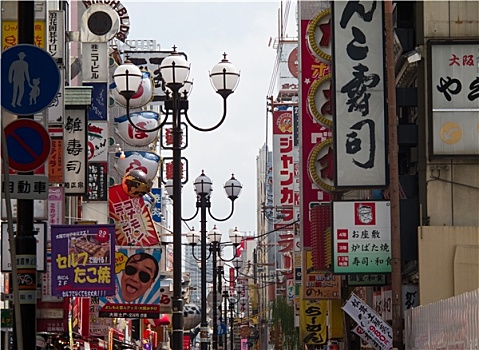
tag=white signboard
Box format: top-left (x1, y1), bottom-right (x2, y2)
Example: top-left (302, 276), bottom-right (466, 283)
top-left (48, 10), bottom-right (65, 61)
top-left (82, 42), bottom-right (108, 82)
top-left (333, 1), bottom-right (387, 187)
top-left (1, 174), bottom-right (49, 199)
top-left (431, 42), bottom-right (479, 155)
top-left (1, 222), bottom-right (46, 271)
top-left (343, 293), bottom-right (393, 350)
top-left (64, 109), bottom-right (88, 195)
top-left (332, 200), bottom-right (391, 274)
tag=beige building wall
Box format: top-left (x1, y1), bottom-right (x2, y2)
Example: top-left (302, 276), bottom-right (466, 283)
top-left (418, 226), bottom-right (479, 305)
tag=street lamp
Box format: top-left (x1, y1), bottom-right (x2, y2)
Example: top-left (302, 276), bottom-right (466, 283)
top-left (217, 256), bottom-right (242, 350)
top-left (112, 60), bottom-right (143, 122)
top-left (114, 46), bottom-right (239, 350)
top-left (228, 294), bottom-right (239, 350)
top-left (182, 171), bottom-right (242, 350)
top-left (208, 226), bottom-right (244, 350)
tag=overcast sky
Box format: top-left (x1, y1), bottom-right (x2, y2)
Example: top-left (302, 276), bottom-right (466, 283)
top-left (122, 1), bottom-right (296, 247)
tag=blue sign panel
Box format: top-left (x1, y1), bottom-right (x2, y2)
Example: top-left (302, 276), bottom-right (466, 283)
top-left (1, 44), bottom-right (60, 116)
top-left (151, 188), bottom-right (162, 223)
top-left (84, 82), bottom-right (108, 120)
top-left (216, 323), bottom-right (227, 336)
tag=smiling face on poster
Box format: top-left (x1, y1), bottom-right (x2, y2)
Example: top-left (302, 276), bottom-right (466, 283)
top-left (99, 247), bottom-right (173, 319)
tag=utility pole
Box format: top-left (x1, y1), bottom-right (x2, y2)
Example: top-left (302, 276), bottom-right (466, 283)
top-left (385, 1), bottom-right (403, 349)
top-left (14, 2), bottom-right (37, 349)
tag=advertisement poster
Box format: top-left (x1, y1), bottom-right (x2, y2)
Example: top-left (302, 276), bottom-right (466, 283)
top-left (51, 224), bottom-right (115, 297)
top-left (99, 247), bottom-right (173, 319)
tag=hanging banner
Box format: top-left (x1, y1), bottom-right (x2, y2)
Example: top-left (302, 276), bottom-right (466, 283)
top-left (342, 293), bottom-right (392, 350)
top-left (299, 297), bottom-right (328, 346)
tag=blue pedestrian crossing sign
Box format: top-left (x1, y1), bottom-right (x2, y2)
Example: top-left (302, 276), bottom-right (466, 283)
top-left (216, 323), bottom-right (227, 336)
top-left (1, 44), bottom-right (60, 116)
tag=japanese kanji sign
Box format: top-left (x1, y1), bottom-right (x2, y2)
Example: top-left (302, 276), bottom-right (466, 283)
top-left (332, 1), bottom-right (387, 187)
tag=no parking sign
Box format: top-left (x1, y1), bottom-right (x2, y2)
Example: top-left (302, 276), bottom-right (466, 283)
top-left (4, 119), bottom-right (51, 172)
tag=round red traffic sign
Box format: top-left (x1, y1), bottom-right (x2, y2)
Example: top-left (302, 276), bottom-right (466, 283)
top-left (4, 119), bottom-right (51, 172)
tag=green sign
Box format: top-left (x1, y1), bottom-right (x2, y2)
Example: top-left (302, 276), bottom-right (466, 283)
top-left (1, 309), bottom-right (13, 328)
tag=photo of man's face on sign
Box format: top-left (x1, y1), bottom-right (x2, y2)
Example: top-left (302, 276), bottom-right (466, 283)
top-left (121, 252), bottom-right (159, 302)
top-left (99, 247), bottom-right (170, 319)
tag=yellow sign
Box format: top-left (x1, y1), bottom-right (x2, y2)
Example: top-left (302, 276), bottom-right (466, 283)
top-left (2, 20), bottom-right (46, 50)
top-left (303, 250), bottom-right (341, 299)
top-left (299, 295), bottom-right (327, 345)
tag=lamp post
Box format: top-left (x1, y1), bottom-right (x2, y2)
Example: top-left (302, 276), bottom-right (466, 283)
top-left (209, 227), bottom-right (244, 350)
top-left (219, 257), bottom-right (242, 350)
top-left (182, 171), bottom-right (242, 350)
top-left (114, 47), bottom-right (240, 350)
top-left (228, 294), bottom-right (239, 350)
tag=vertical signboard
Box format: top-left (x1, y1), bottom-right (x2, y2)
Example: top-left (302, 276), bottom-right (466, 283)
top-left (430, 41), bottom-right (479, 155)
top-left (48, 187), bottom-right (65, 225)
top-left (64, 109), bottom-right (88, 195)
top-left (81, 43), bottom-right (109, 83)
top-left (332, 1), bottom-right (387, 187)
top-left (47, 10), bottom-right (65, 62)
top-left (49, 127), bottom-right (64, 183)
top-left (332, 201), bottom-right (391, 274)
top-left (299, 295), bottom-right (328, 346)
top-left (299, 2), bottom-right (332, 252)
top-left (272, 109), bottom-right (295, 230)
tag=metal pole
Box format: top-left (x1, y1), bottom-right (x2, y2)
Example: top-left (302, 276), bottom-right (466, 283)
top-left (229, 303), bottom-right (234, 350)
top-left (385, 1), bottom-right (403, 349)
top-left (200, 195), bottom-right (209, 350)
top-left (212, 242), bottom-right (218, 350)
top-left (15, 2), bottom-right (36, 349)
top-left (172, 87), bottom-right (184, 350)
top-left (223, 291), bottom-right (227, 350)
top-left (218, 270), bottom-right (223, 350)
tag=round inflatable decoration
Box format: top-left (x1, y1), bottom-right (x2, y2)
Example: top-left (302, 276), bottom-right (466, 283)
top-left (114, 151), bottom-right (161, 184)
top-left (121, 168), bottom-right (153, 198)
top-left (114, 111), bottom-right (161, 146)
top-left (183, 303), bottom-right (201, 331)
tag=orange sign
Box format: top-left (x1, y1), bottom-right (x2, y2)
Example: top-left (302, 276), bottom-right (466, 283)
top-left (2, 20), bottom-right (46, 50)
